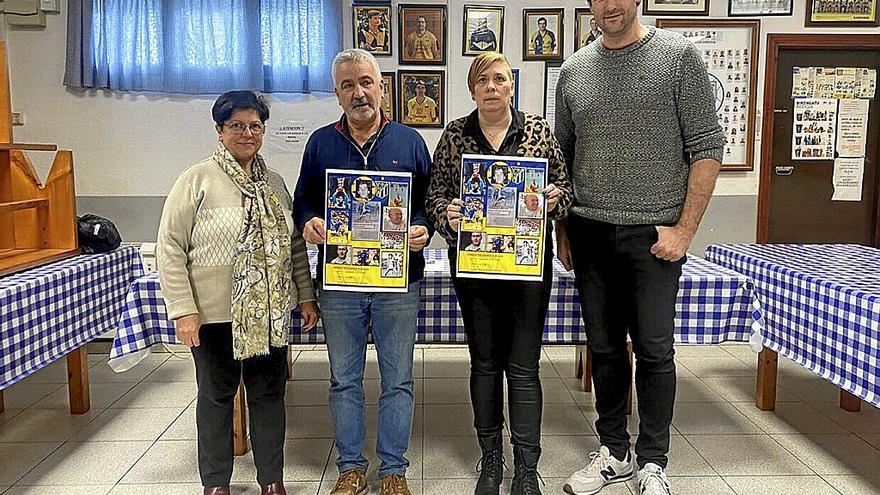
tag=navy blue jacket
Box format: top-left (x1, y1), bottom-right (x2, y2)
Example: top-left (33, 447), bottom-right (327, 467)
top-left (293, 115), bottom-right (433, 284)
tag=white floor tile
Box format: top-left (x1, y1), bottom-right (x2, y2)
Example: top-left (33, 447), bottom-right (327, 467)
top-left (809, 402), bottom-right (880, 434)
top-left (422, 435), bottom-right (512, 479)
top-left (89, 354), bottom-right (169, 383)
top-left (676, 357), bottom-right (755, 378)
top-left (856, 433), bottom-right (880, 449)
top-left (160, 405), bottom-right (196, 440)
top-left (675, 377), bottom-right (725, 403)
top-left (731, 402), bottom-right (847, 435)
top-left (672, 402), bottom-right (762, 435)
top-left (423, 378), bottom-right (469, 405)
top-left (290, 351), bottom-right (330, 380)
top-left (823, 475), bottom-right (880, 495)
top-left (423, 404), bottom-right (474, 437)
top-left (665, 435), bottom-right (716, 476)
top-left (723, 475), bottom-right (839, 495)
top-left (112, 381), bottom-right (196, 409)
top-left (701, 376), bottom-right (799, 403)
top-left (659, 476), bottom-right (734, 495)
top-left (6, 485), bottom-right (113, 494)
top-left (0, 408), bottom-right (103, 442)
top-left (143, 357), bottom-right (196, 382)
top-left (0, 442), bottom-right (62, 485)
top-left (285, 405), bottom-right (334, 438)
top-left (72, 407), bottom-right (183, 442)
top-left (686, 434), bottom-right (812, 476)
top-left (19, 441), bottom-right (152, 485)
top-left (18, 361), bottom-right (69, 384)
top-left (674, 345), bottom-right (732, 358)
top-left (537, 435), bottom-right (601, 478)
top-left (0, 383), bottom-right (64, 410)
top-left (770, 433), bottom-right (880, 476)
top-left (539, 404), bottom-right (593, 436)
top-left (32, 382), bottom-right (137, 409)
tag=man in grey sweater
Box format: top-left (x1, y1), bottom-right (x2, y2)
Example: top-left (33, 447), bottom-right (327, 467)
top-left (554, 0), bottom-right (725, 494)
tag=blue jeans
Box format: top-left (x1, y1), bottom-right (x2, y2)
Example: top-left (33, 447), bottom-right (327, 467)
top-left (318, 282), bottom-right (420, 478)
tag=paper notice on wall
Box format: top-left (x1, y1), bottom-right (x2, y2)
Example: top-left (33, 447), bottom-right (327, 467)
top-left (833, 67), bottom-right (857, 99)
top-left (265, 119), bottom-right (315, 156)
top-left (792, 99), bottom-right (837, 160)
top-left (832, 157), bottom-right (865, 201)
top-left (792, 67), bottom-right (815, 98)
top-left (856, 68), bottom-right (877, 99)
top-left (836, 99), bottom-right (870, 158)
top-left (544, 66), bottom-right (562, 131)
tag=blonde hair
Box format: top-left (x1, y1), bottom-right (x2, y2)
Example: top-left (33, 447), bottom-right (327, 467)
top-left (466, 52), bottom-right (514, 94)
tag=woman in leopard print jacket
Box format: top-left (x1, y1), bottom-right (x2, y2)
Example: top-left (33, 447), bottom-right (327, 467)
top-left (425, 52), bottom-right (572, 495)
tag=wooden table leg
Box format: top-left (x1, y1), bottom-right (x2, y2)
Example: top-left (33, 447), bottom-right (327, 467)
top-left (626, 342), bottom-right (633, 416)
top-left (755, 347), bottom-right (777, 411)
top-left (233, 382), bottom-right (249, 456)
top-left (66, 346), bottom-right (90, 414)
top-left (839, 390), bottom-right (862, 412)
top-left (575, 345), bottom-right (592, 392)
top-left (0, 389), bottom-right (5, 413)
top-left (288, 346), bottom-right (295, 381)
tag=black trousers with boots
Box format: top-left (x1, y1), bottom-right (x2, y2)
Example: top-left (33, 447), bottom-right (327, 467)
top-left (191, 322), bottom-right (288, 487)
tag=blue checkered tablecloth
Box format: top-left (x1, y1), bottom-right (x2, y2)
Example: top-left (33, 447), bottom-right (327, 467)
top-left (706, 243), bottom-right (880, 407)
top-left (109, 249), bottom-right (762, 372)
top-left (1, 246), bottom-right (144, 389)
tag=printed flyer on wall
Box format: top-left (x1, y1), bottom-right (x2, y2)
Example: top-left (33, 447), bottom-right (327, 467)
top-left (323, 169), bottom-right (412, 292)
top-left (456, 154), bottom-right (548, 281)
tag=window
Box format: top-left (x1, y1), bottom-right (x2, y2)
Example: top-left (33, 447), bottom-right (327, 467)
top-left (64, 0), bottom-right (342, 94)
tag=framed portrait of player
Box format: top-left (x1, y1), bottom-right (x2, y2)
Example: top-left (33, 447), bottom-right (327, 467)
top-left (656, 19), bottom-right (760, 171)
top-left (352, 3), bottom-right (392, 56)
top-left (728, 0), bottom-right (792, 16)
top-left (462, 5), bottom-right (504, 56)
top-left (643, 0), bottom-right (710, 16)
top-left (805, 0), bottom-right (878, 26)
top-left (574, 8), bottom-right (601, 50)
top-left (398, 4), bottom-right (447, 65)
top-left (381, 71), bottom-right (396, 121)
top-left (522, 9), bottom-right (564, 61)
top-left (398, 70), bottom-right (445, 128)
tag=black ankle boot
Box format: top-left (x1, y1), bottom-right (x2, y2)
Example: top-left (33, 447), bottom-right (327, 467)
top-left (475, 435), bottom-right (504, 495)
top-left (510, 446), bottom-right (542, 495)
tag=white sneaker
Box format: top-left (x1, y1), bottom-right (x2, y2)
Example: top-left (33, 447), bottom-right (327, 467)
top-left (637, 463), bottom-right (671, 495)
top-left (562, 446), bottom-right (635, 495)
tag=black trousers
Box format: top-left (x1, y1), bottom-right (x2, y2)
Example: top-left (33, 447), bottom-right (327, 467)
top-left (567, 216), bottom-right (682, 469)
top-left (191, 322), bottom-right (288, 486)
top-left (449, 248), bottom-right (552, 453)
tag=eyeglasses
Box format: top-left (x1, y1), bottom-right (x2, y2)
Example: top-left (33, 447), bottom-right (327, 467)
top-left (224, 122), bottom-right (265, 135)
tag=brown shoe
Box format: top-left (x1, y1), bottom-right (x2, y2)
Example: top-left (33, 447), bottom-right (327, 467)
top-left (379, 474), bottom-right (411, 495)
top-left (203, 488), bottom-right (230, 495)
top-left (261, 481), bottom-right (287, 495)
top-left (329, 468), bottom-right (368, 495)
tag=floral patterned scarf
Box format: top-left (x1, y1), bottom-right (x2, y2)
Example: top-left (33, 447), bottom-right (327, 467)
top-left (213, 144), bottom-right (292, 360)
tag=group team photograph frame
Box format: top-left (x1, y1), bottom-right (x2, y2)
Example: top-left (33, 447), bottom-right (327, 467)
top-left (728, 0), bottom-right (793, 16)
top-left (805, 0), bottom-right (879, 26)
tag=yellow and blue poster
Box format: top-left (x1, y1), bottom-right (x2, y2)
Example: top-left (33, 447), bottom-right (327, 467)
top-left (456, 154), bottom-right (548, 281)
top-left (323, 169), bottom-right (412, 292)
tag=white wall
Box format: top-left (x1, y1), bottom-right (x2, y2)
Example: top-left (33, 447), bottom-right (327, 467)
top-left (4, 0), bottom-right (878, 200)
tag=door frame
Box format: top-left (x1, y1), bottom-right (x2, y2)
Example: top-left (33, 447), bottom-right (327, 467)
top-left (757, 34), bottom-right (880, 243)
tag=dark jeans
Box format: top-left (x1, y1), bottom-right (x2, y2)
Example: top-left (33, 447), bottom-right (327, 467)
top-left (449, 248), bottom-right (552, 453)
top-left (567, 215), bottom-right (683, 469)
top-left (191, 322), bottom-right (288, 486)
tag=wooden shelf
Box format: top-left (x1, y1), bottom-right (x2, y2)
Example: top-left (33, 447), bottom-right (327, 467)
top-left (0, 248), bottom-right (80, 277)
top-left (0, 198), bottom-right (48, 213)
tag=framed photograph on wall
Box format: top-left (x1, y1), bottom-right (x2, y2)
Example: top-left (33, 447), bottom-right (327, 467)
top-left (463, 5), bottom-right (504, 56)
top-left (381, 71), bottom-right (396, 121)
top-left (398, 70), bottom-right (445, 128)
top-left (352, 3), bottom-right (392, 56)
top-left (511, 68), bottom-right (520, 109)
top-left (728, 0), bottom-right (792, 16)
top-left (522, 9), bottom-right (564, 61)
top-left (575, 8), bottom-right (601, 50)
top-left (656, 19), bottom-right (761, 171)
top-left (398, 4), bottom-right (447, 65)
top-left (805, 0), bottom-right (878, 27)
top-left (644, 0), bottom-right (710, 16)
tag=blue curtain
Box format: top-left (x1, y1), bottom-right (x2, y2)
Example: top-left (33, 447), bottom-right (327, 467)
top-left (63, 0), bottom-right (342, 94)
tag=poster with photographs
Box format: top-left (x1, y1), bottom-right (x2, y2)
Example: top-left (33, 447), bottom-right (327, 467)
top-left (353, 3), bottom-right (392, 56)
top-left (791, 99), bottom-right (837, 160)
top-left (728, 0), bottom-right (792, 16)
top-left (806, 0), bottom-right (878, 26)
top-left (398, 70), bottom-right (445, 128)
top-left (398, 4), bottom-right (447, 65)
top-left (522, 9), bottom-right (564, 61)
top-left (381, 71), bottom-right (396, 121)
top-left (324, 169), bottom-right (412, 292)
top-left (463, 5), bottom-right (504, 56)
top-left (792, 66), bottom-right (877, 99)
top-left (657, 20), bottom-right (760, 171)
top-left (575, 8), bottom-right (602, 49)
top-left (644, 0), bottom-right (710, 16)
top-left (456, 154), bottom-right (548, 281)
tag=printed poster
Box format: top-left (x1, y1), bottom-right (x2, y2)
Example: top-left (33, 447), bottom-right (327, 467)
top-left (832, 157), bottom-right (865, 202)
top-left (323, 169), bottom-right (412, 292)
top-left (791, 99), bottom-right (837, 160)
top-left (456, 154), bottom-right (548, 281)
top-left (836, 99), bottom-right (870, 158)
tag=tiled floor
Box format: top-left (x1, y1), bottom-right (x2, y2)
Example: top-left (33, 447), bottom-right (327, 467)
top-left (0, 344), bottom-right (878, 495)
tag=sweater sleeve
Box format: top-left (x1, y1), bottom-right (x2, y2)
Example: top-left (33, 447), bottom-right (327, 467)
top-left (157, 176), bottom-right (199, 320)
top-left (425, 126), bottom-right (459, 244)
top-left (675, 44), bottom-right (726, 165)
top-left (553, 65), bottom-right (577, 178)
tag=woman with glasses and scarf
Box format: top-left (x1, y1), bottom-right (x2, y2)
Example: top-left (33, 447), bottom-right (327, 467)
top-left (157, 90), bottom-right (319, 495)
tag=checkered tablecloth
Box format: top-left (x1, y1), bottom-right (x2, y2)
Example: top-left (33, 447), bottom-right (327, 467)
top-left (1, 246), bottom-right (144, 389)
top-left (109, 249), bottom-right (762, 372)
top-left (706, 243), bottom-right (880, 407)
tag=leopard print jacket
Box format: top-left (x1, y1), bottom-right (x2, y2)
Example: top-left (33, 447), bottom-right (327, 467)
top-left (426, 112), bottom-right (574, 245)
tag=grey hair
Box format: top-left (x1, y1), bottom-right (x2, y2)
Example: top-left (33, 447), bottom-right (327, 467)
top-left (332, 48), bottom-right (382, 87)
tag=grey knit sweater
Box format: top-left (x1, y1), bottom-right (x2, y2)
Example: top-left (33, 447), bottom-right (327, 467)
top-left (555, 27), bottom-right (725, 225)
